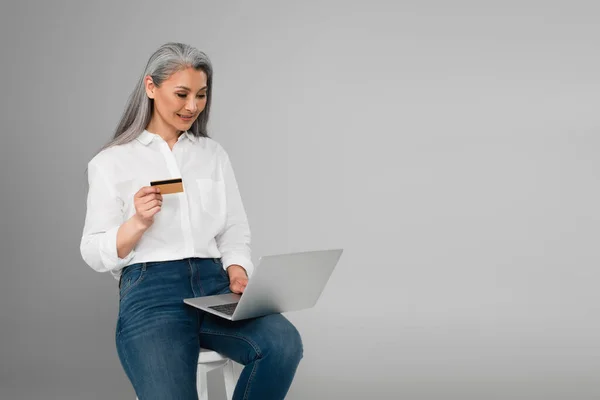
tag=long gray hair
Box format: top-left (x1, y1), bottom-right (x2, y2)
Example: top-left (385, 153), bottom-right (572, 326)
top-left (99, 42), bottom-right (213, 152)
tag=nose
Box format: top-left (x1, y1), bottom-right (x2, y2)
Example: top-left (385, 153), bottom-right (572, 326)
top-left (185, 97), bottom-right (198, 113)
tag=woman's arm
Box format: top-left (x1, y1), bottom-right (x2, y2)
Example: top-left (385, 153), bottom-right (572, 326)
top-left (81, 161), bottom-right (162, 272)
top-left (80, 161), bottom-right (136, 273)
top-left (215, 148), bottom-right (255, 278)
top-left (117, 185), bottom-right (163, 258)
top-left (116, 215), bottom-right (149, 259)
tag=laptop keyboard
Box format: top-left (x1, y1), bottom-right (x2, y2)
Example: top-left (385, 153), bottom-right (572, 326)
top-left (209, 302), bottom-right (238, 316)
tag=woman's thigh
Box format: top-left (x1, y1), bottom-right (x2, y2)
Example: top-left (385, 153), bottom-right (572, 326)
top-left (115, 260), bottom-right (203, 400)
top-left (198, 312), bottom-right (304, 366)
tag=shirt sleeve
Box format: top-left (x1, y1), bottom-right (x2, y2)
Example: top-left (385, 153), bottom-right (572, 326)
top-left (80, 160), bottom-right (135, 273)
top-left (215, 149), bottom-right (255, 277)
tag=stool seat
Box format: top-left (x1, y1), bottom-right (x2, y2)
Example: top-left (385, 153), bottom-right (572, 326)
top-left (198, 347), bottom-right (229, 363)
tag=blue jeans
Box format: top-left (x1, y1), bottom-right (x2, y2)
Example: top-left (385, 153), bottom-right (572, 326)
top-left (115, 258), bottom-right (303, 400)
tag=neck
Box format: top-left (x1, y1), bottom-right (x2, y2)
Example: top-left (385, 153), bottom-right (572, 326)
top-left (146, 121), bottom-right (183, 144)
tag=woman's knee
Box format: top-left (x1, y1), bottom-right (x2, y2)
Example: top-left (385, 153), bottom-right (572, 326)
top-left (262, 316), bottom-right (304, 364)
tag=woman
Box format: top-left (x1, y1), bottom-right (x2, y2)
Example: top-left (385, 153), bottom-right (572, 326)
top-left (80, 42), bottom-right (303, 400)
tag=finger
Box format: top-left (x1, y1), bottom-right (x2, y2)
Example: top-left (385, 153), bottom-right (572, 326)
top-left (139, 202), bottom-right (161, 215)
top-left (230, 282), bottom-right (245, 294)
top-left (232, 278), bottom-right (247, 287)
top-left (141, 193), bottom-right (162, 204)
top-left (146, 205), bottom-right (161, 216)
top-left (135, 186), bottom-right (160, 198)
top-left (141, 199), bottom-right (162, 210)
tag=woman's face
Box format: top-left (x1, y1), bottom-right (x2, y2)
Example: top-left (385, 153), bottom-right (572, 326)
top-left (145, 67), bottom-right (208, 133)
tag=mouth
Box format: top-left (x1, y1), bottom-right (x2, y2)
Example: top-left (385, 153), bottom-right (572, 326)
top-left (177, 114), bottom-right (195, 122)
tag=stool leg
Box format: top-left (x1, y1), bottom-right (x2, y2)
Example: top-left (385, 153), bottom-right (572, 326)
top-left (223, 360), bottom-right (240, 400)
top-left (197, 364), bottom-right (209, 400)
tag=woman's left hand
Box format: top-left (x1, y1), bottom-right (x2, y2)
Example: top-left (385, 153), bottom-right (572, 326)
top-left (227, 265), bottom-right (248, 294)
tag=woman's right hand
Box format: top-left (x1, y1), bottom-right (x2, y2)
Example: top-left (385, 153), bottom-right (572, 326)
top-left (133, 186), bottom-right (163, 229)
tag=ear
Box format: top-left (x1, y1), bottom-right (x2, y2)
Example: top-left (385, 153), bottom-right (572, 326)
top-left (144, 75), bottom-right (156, 99)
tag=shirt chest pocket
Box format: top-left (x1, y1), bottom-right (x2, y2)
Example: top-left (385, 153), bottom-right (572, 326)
top-left (196, 178), bottom-right (226, 217)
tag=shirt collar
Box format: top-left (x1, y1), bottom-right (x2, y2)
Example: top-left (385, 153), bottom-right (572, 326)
top-left (136, 130), bottom-right (198, 145)
top-left (183, 130), bottom-right (198, 142)
top-left (136, 130), bottom-right (155, 145)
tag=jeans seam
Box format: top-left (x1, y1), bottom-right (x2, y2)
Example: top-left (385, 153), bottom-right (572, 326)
top-left (243, 358), bottom-right (259, 400)
top-left (187, 258), bottom-right (195, 297)
top-left (198, 330), bottom-right (263, 399)
top-left (198, 329), bottom-right (263, 358)
top-left (119, 340), bottom-right (133, 396)
top-left (195, 259), bottom-right (206, 297)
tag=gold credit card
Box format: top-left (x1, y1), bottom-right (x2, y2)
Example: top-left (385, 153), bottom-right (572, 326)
top-left (150, 178), bottom-right (184, 194)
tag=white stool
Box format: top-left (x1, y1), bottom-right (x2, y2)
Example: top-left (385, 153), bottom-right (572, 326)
top-left (136, 348), bottom-right (241, 400)
top-left (196, 348), bottom-right (241, 400)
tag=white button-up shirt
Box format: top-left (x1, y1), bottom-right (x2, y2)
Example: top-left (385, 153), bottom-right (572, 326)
top-left (80, 130), bottom-right (254, 281)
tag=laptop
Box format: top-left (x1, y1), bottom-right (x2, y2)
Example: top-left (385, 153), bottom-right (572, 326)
top-left (183, 249), bottom-right (343, 321)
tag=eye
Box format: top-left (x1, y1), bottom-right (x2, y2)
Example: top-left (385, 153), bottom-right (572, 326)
top-left (197, 94), bottom-right (206, 99)
top-left (176, 93), bottom-right (187, 98)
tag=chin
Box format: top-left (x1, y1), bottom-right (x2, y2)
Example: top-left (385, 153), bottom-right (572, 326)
top-left (175, 121), bottom-right (193, 129)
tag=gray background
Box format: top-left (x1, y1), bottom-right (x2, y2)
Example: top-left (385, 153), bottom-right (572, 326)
top-left (1, 0), bottom-right (599, 399)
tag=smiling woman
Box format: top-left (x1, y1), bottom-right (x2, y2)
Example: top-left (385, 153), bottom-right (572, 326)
top-left (96, 42), bottom-right (214, 153)
top-left (144, 68), bottom-right (209, 146)
top-left (79, 42), bottom-right (303, 400)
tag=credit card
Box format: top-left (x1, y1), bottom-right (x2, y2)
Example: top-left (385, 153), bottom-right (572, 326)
top-left (150, 178), bottom-right (184, 194)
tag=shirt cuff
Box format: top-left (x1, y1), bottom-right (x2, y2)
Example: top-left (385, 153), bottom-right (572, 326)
top-left (221, 255), bottom-right (254, 278)
top-left (99, 225), bottom-right (136, 272)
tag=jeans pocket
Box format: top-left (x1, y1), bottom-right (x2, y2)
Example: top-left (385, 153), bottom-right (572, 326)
top-left (119, 263), bottom-right (146, 301)
top-left (212, 258), bottom-right (228, 278)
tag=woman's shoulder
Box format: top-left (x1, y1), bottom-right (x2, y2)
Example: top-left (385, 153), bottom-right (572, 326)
top-left (87, 140), bottom-right (138, 173)
top-left (88, 144), bottom-right (122, 168)
top-left (199, 135), bottom-right (230, 159)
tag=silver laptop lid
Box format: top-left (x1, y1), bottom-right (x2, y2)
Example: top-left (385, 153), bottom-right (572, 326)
top-left (233, 249), bottom-right (343, 318)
